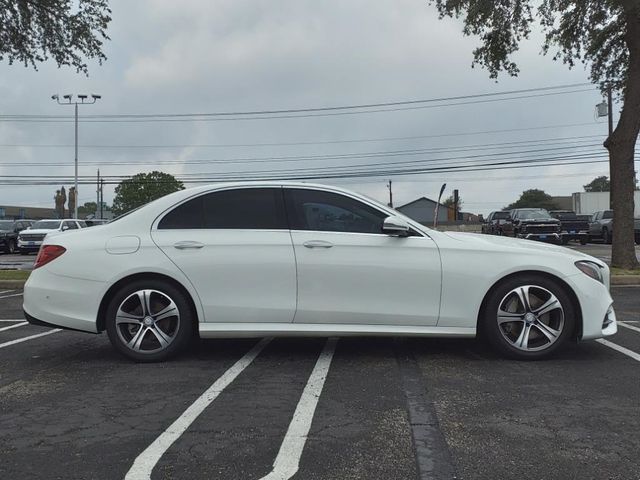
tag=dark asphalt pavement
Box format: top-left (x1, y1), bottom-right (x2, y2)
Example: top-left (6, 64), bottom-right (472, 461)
top-left (0, 287), bottom-right (638, 480)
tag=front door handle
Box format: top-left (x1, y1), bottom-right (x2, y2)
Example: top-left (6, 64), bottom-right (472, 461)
top-left (303, 240), bottom-right (334, 249)
top-left (173, 241), bottom-right (205, 250)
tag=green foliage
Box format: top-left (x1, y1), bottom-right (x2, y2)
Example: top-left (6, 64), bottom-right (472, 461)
top-left (428, 0), bottom-right (636, 96)
top-left (112, 171), bottom-right (184, 216)
top-left (77, 201), bottom-right (97, 217)
top-left (442, 194), bottom-right (463, 209)
top-left (0, 0), bottom-right (111, 74)
top-left (506, 189), bottom-right (559, 210)
top-left (583, 175), bottom-right (610, 192)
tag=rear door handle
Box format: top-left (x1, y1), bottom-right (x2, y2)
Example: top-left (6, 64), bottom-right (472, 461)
top-left (303, 240), bottom-right (333, 249)
top-left (173, 241), bottom-right (205, 250)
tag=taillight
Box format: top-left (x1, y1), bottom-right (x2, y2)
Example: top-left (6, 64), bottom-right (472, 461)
top-left (34, 245), bottom-right (66, 269)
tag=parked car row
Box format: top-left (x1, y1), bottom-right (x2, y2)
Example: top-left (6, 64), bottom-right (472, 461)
top-left (482, 208), bottom-right (640, 245)
top-left (0, 218), bottom-right (109, 255)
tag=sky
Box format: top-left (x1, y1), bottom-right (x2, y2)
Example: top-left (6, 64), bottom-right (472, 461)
top-left (0, 0), bottom-right (623, 215)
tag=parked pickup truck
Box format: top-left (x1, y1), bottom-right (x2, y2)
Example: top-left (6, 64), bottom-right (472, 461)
top-left (588, 210), bottom-right (640, 244)
top-left (481, 211), bottom-right (512, 235)
top-left (504, 208), bottom-right (561, 243)
top-left (549, 210), bottom-right (589, 245)
top-left (0, 219), bottom-right (34, 254)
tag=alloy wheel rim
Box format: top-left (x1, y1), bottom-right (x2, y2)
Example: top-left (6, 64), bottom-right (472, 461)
top-left (497, 285), bottom-right (565, 352)
top-left (115, 289), bottom-right (180, 354)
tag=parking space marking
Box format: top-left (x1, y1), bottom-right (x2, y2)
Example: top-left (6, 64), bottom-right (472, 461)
top-left (0, 321), bottom-right (28, 332)
top-left (596, 339), bottom-right (640, 362)
top-left (259, 337), bottom-right (337, 480)
top-left (0, 290), bottom-right (15, 295)
top-left (0, 319), bottom-right (26, 322)
top-left (618, 322), bottom-right (640, 334)
top-left (0, 293), bottom-right (23, 300)
top-left (0, 329), bottom-right (61, 349)
top-left (125, 337), bottom-right (272, 480)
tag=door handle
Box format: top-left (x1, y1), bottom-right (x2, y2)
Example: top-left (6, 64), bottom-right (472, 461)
top-left (173, 241), bottom-right (205, 250)
top-left (303, 240), bottom-right (334, 249)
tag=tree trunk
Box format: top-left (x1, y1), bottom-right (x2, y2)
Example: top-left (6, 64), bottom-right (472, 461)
top-left (606, 4), bottom-right (640, 270)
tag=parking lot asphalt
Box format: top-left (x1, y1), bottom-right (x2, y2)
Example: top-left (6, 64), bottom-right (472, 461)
top-left (0, 288), bottom-right (639, 480)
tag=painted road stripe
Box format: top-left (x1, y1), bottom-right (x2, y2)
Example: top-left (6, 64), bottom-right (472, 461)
top-left (0, 290), bottom-right (15, 295)
top-left (125, 338), bottom-right (272, 480)
top-left (259, 338), bottom-right (338, 480)
top-left (0, 329), bottom-right (61, 349)
top-left (596, 339), bottom-right (640, 362)
top-left (0, 293), bottom-right (23, 300)
top-left (0, 319), bottom-right (26, 322)
top-left (0, 321), bottom-right (28, 332)
top-left (618, 322), bottom-right (640, 334)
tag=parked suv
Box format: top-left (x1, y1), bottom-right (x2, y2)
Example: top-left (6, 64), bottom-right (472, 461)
top-left (482, 211), bottom-right (512, 235)
top-left (18, 219), bottom-right (86, 254)
top-left (588, 210), bottom-right (640, 244)
top-left (549, 210), bottom-right (589, 245)
top-left (0, 220), bottom-right (34, 254)
top-left (505, 208), bottom-right (561, 243)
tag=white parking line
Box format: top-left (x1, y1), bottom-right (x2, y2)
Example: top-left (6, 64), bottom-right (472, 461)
top-left (260, 337), bottom-right (338, 480)
top-left (0, 319), bottom-right (26, 322)
top-left (0, 293), bottom-right (23, 300)
top-left (0, 329), bottom-right (61, 349)
top-left (618, 322), bottom-right (640, 334)
top-left (596, 339), bottom-right (640, 362)
top-left (0, 321), bottom-right (28, 332)
top-left (0, 290), bottom-right (15, 295)
top-left (125, 338), bottom-right (272, 480)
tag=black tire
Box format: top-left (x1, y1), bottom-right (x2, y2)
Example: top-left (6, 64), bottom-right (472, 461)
top-left (105, 279), bottom-right (195, 362)
top-left (560, 237), bottom-right (569, 245)
top-left (603, 229), bottom-right (612, 244)
top-left (482, 274), bottom-right (576, 360)
top-left (580, 238), bottom-right (588, 246)
top-left (7, 239), bottom-right (16, 254)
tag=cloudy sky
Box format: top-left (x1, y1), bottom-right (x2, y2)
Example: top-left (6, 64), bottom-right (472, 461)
top-left (0, 0), bottom-right (620, 215)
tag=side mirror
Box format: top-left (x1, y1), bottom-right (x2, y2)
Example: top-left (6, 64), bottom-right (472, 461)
top-left (61, 225), bottom-right (69, 231)
top-left (382, 215), bottom-right (411, 236)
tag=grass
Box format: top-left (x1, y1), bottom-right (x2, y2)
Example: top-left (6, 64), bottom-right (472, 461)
top-left (0, 270), bottom-right (30, 281)
top-left (611, 267), bottom-right (640, 276)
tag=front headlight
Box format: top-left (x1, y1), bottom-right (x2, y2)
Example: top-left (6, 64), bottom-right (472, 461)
top-left (575, 261), bottom-right (604, 284)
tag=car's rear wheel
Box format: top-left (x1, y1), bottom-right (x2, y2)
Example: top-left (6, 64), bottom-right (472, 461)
top-left (105, 280), bottom-right (194, 362)
top-left (6, 239), bottom-right (16, 254)
top-left (482, 275), bottom-right (575, 360)
top-left (603, 228), bottom-right (612, 244)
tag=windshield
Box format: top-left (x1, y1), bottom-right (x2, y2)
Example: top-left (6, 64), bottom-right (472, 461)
top-left (494, 212), bottom-right (511, 219)
top-left (551, 211), bottom-right (577, 220)
top-left (32, 220), bottom-right (62, 230)
top-left (517, 210), bottom-right (551, 220)
top-left (0, 220), bottom-right (14, 230)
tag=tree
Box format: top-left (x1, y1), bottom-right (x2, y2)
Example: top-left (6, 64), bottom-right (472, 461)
top-left (442, 194), bottom-right (463, 209)
top-left (584, 176), bottom-right (611, 192)
top-left (78, 201), bottom-right (97, 217)
top-left (506, 189), bottom-right (559, 210)
top-left (0, 0), bottom-right (111, 74)
top-left (112, 171), bottom-right (184, 216)
top-left (429, 1), bottom-right (639, 269)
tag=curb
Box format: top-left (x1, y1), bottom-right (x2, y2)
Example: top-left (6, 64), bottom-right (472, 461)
top-left (611, 275), bottom-right (640, 286)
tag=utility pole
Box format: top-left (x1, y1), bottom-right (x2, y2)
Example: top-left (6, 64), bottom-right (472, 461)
top-left (607, 85), bottom-right (614, 210)
top-left (453, 189), bottom-right (459, 222)
top-left (387, 180), bottom-right (393, 208)
top-left (96, 169), bottom-right (100, 219)
top-left (52, 93), bottom-right (102, 219)
top-left (100, 178), bottom-right (104, 219)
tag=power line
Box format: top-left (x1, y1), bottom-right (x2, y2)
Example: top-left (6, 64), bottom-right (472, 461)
top-left (0, 85), bottom-right (595, 124)
top-left (0, 121), bottom-right (606, 149)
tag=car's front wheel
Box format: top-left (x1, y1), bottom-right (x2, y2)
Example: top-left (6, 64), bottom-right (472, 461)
top-left (482, 275), bottom-right (575, 360)
top-left (105, 280), bottom-right (194, 362)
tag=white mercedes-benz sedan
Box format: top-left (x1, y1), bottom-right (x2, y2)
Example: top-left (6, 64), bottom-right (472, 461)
top-left (23, 182), bottom-right (617, 362)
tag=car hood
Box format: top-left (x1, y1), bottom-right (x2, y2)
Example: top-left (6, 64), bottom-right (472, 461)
top-left (20, 228), bottom-right (60, 235)
top-left (517, 218), bottom-right (559, 223)
top-left (439, 231), bottom-right (601, 263)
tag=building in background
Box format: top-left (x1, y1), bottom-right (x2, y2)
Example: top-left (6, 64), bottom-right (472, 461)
top-left (0, 205), bottom-right (53, 220)
top-left (396, 197), bottom-right (452, 224)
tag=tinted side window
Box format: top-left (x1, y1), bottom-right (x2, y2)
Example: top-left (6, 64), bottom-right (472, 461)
top-left (159, 188), bottom-right (286, 230)
top-left (286, 189), bottom-right (386, 234)
top-left (63, 221), bottom-right (78, 230)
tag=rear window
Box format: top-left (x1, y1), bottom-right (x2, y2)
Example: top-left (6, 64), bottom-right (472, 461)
top-left (32, 220), bottom-right (61, 229)
top-left (493, 212), bottom-right (511, 219)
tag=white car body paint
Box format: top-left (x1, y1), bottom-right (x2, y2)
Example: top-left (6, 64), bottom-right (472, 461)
top-left (22, 181), bottom-right (616, 347)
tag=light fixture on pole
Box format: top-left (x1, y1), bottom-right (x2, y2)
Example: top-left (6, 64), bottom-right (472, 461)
top-left (52, 93), bottom-right (102, 219)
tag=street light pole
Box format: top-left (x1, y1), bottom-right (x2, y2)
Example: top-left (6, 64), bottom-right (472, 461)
top-left (52, 93), bottom-right (101, 219)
